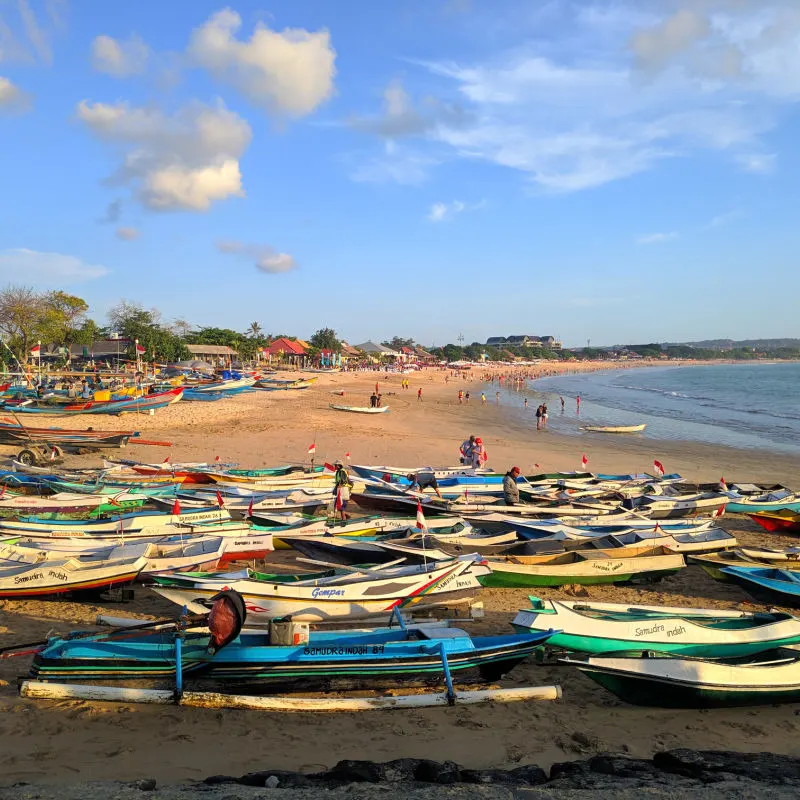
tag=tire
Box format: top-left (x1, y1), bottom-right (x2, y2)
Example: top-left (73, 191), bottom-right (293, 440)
top-left (17, 449), bottom-right (38, 466)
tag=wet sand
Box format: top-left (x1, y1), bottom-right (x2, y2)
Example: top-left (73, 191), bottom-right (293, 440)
top-left (1, 368), bottom-right (799, 786)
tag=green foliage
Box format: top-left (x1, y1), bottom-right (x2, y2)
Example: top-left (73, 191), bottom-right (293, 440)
top-left (382, 336), bottom-right (415, 350)
top-left (310, 327), bottom-right (341, 351)
top-left (107, 301), bottom-right (190, 362)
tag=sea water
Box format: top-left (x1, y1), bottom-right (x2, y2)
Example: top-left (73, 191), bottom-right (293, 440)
top-left (507, 362), bottom-right (800, 455)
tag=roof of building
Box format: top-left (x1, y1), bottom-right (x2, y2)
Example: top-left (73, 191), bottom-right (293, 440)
top-left (263, 337), bottom-right (307, 356)
top-left (68, 339), bottom-right (131, 357)
top-left (355, 340), bottom-right (400, 355)
top-left (186, 344), bottom-right (238, 356)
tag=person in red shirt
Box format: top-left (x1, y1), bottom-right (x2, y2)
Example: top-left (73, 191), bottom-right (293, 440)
top-left (417, 387), bottom-right (423, 401)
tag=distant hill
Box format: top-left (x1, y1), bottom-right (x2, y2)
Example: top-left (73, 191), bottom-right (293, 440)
top-left (669, 339), bottom-right (800, 351)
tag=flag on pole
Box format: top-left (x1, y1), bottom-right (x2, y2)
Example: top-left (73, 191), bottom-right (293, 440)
top-left (464, 487), bottom-right (469, 504)
top-left (581, 453), bottom-right (588, 469)
top-left (163, 456), bottom-right (170, 464)
top-left (50, 447), bottom-right (57, 461)
top-left (30, 344), bottom-right (41, 355)
top-left (714, 504), bottom-right (726, 518)
top-left (345, 451), bottom-right (351, 461)
top-left (416, 500), bottom-right (427, 531)
top-left (719, 476), bottom-right (728, 492)
top-left (307, 443), bottom-right (316, 456)
top-left (171, 498), bottom-right (181, 515)
top-left (216, 490), bottom-right (225, 508)
top-left (653, 460), bottom-right (665, 478)
top-left (0, 485), bottom-right (5, 498)
top-left (654, 522), bottom-right (661, 532)
top-left (247, 497), bottom-right (254, 518)
top-left (135, 343), bottom-right (146, 354)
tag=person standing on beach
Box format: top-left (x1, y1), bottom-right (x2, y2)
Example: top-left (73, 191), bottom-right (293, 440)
top-left (465, 391), bottom-right (470, 403)
top-left (481, 392), bottom-right (486, 405)
top-left (460, 435), bottom-right (476, 464)
top-left (503, 466), bottom-right (521, 505)
top-left (370, 391), bottom-right (378, 407)
top-left (472, 437), bottom-right (487, 468)
top-left (417, 387), bottom-right (423, 401)
top-left (560, 396), bottom-right (565, 413)
top-left (535, 404), bottom-right (543, 430)
top-left (541, 403), bottom-right (548, 428)
top-left (524, 398), bottom-right (528, 409)
top-left (333, 460), bottom-right (353, 523)
top-left (458, 389), bottom-right (463, 404)
top-left (576, 395), bottom-right (581, 413)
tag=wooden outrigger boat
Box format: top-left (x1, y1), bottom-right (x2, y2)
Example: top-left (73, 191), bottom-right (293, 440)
top-left (329, 404), bottom-right (390, 414)
top-left (511, 597), bottom-right (800, 657)
top-left (6, 388), bottom-right (184, 416)
top-left (561, 649), bottom-right (800, 708)
top-left (749, 509), bottom-right (800, 534)
top-left (582, 424), bottom-right (646, 433)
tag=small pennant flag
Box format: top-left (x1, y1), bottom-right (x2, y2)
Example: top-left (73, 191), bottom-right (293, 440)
top-left (163, 456), bottom-right (170, 464)
top-left (654, 522), bottom-right (661, 532)
top-left (171, 498), bottom-right (181, 516)
top-left (653, 460), bottom-right (665, 478)
top-left (214, 455), bottom-right (220, 462)
top-left (308, 443), bottom-right (316, 456)
top-left (416, 500), bottom-right (427, 531)
top-left (324, 462), bottom-right (336, 472)
top-left (464, 487), bottom-right (469, 503)
top-left (216, 490), bottom-right (225, 508)
top-left (714, 504), bottom-right (726, 518)
top-left (0, 484), bottom-right (5, 498)
top-left (30, 344), bottom-right (41, 355)
top-left (135, 343), bottom-right (146, 354)
top-left (50, 447), bottom-right (57, 461)
top-left (719, 476), bottom-right (728, 492)
top-left (581, 453), bottom-right (588, 469)
top-left (247, 497), bottom-right (254, 518)
top-left (345, 452), bottom-right (351, 461)
top-left (534, 463), bottom-right (540, 468)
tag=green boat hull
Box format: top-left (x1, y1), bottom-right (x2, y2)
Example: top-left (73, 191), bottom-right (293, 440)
top-left (479, 567), bottom-right (681, 588)
top-left (582, 669), bottom-right (800, 708)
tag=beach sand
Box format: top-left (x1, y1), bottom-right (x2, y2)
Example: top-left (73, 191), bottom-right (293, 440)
top-left (1, 367), bottom-right (799, 786)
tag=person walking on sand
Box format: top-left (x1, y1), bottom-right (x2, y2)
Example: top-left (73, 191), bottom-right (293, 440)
top-left (472, 437), bottom-right (487, 468)
top-left (333, 460), bottom-right (353, 523)
top-left (460, 434), bottom-right (476, 465)
top-left (535, 404), bottom-right (543, 430)
top-left (481, 392), bottom-right (486, 405)
top-left (417, 387), bottom-right (423, 401)
top-left (458, 389), bottom-right (464, 404)
top-left (496, 391), bottom-right (500, 403)
top-left (560, 396), bottom-right (565, 413)
top-left (503, 466), bottom-right (521, 506)
top-left (370, 391), bottom-right (378, 408)
top-left (465, 391), bottom-right (470, 403)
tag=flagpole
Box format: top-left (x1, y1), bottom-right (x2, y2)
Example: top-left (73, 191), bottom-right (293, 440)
top-left (37, 340), bottom-right (41, 385)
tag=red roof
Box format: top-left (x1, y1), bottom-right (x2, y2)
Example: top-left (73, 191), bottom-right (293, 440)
top-left (263, 337), bottom-right (307, 356)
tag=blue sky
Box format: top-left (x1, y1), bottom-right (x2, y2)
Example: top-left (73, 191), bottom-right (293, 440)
top-left (0, 0), bottom-right (798, 347)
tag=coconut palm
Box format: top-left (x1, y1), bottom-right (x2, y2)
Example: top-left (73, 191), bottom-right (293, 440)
top-left (247, 321), bottom-right (263, 339)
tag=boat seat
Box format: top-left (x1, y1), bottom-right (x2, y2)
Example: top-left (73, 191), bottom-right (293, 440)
top-left (415, 627), bottom-right (469, 640)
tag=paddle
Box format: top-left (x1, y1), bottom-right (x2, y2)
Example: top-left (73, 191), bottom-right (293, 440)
top-left (295, 556), bottom-right (409, 574)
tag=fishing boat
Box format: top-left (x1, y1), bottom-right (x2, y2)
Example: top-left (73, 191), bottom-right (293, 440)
top-left (329, 404), bottom-right (390, 414)
top-left (582, 424), bottom-right (646, 433)
top-left (477, 548), bottom-right (684, 588)
top-left (749, 510), bottom-right (800, 534)
top-left (7, 388), bottom-right (184, 416)
top-left (511, 597), bottom-right (800, 656)
top-left (0, 421), bottom-right (137, 449)
top-left (725, 489), bottom-right (800, 514)
top-left (30, 622), bottom-right (554, 684)
top-left (278, 534), bottom-right (454, 566)
top-left (152, 556), bottom-right (490, 623)
top-left (0, 553), bottom-right (147, 597)
top-left (738, 546), bottom-right (800, 563)
top-left (720, 566), bottom-right (800, 607)
top-left (561, 649), bottom-right (800, 708)
top-left (0, 491), bottom-right (146, 520)
top-left (623, 492), bottom-right (727, 519)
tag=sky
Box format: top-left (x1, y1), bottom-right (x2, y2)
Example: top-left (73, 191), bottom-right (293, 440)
top-left (0, 0), bottom-right (798, 348)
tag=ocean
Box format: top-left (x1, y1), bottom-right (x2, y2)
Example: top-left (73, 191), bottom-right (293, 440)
top-left (507, 362), bottom-right (800, 455)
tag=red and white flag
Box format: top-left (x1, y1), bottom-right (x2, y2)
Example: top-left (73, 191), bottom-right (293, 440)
top-left (654, 522), bottom-right (661, 532)
top-left (416, 500), bottom-right (427, 531)
top-left (216, 490), bottom-right (225, 509)
top-left (0, 485), bottom-right (6, 498)
top-left (714, 504), bottom-right (726, 518)
top-left (464, 487), bottom-right (469, 503)
top-left (30, 344), bottom-right (41, 355)
top-left (653, 460), bottom-right (665, 478)
top-left (307, 443), bottom-right (316, 456)
top-left (719, 476), bottom-right (728, 492)
top-left (214, 455), bottom-right (220, 462)
top-left (50, 447), bottom-right (57, 461)
top-left (135, 343), bottom-right (146, 354)
top-left (171, 498), bottom-right (181, 516)
top-left (581, 453), bottom-right (588, 469)
top-left (345, 451), bottom-right (351, 461)
top-left (247, 497), bottom-right (254, 517)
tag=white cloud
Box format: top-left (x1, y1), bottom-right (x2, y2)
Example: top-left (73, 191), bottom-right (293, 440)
top-left (736, 152), bottom-right (776, 173)
top-left (0, 75), bottom-right (30, 112)
top-left (348, 3), bottom-right (800, 192)
top-left (17, 0), bottom-right (51, 63)
top-left (709, 209), bottom-right (742, 227)
top-left (636, 231), bottom-right (678, 245)
top-left (0, 248), bottom-right (109, 284)
top-left (76, 99), bottom-right (251, 211)
top-left (349, 141), bottom-right (437, 186)
top-left (91, 34), bottom-right (149, 77)
top-left (630, 10), bottom-right (711, 71)
top-left (115, 226), bottom-right (140, 241)
top-left (427, 199), bottom-right (486, 222)
top-left (187, 8), bottom-right (335, 117)
top-left (215, 240), bottom-right (297, 275)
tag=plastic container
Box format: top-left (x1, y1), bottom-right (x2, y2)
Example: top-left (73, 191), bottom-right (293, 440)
top-left (269, 616), bottom-right (310, 646)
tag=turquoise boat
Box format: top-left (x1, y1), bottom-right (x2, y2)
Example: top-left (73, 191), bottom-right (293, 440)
top-left (511, 597), bottom-right (800, 657)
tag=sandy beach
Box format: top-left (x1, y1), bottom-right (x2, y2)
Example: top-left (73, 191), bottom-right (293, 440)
top-left (1, 365), bottom-right (800, 786)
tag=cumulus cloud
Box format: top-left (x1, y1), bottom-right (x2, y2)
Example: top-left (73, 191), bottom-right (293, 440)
top-left (349, 80), bottom-right (470, 138)
top-left (0, 76), bottom-right (30, 112)
top-left (187, 8), bottom-right (336, 117)
top-left (215, 240), bottom-right (297, 274)
top-left (636, 232), bottom-right (678, 245)
top-left (91, 34), bottom-right (149, 77)
top-left (115, 226), bottom-right (140, 241)
top-left (630, 10), bottom-right (711, 71)
top-left (76, 99), bottom-right (251, 211)
top-left (0, 248), bottom-right (109, 284)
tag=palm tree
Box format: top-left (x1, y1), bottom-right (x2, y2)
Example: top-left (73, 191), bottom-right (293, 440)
top-left (247, 321), bottom-right (262, 339)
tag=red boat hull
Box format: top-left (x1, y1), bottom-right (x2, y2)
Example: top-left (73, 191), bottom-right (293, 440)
top-left (749, 513), bottom-right (800, 533)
